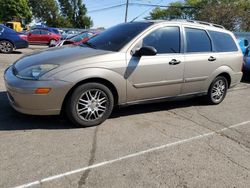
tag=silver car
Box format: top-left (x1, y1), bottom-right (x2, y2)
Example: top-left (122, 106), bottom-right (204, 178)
top-left (4, 20), bottom-right (243, 127)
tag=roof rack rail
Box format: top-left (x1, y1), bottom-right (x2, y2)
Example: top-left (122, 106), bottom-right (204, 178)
top-left (170, 19), bottom-right (225, 29)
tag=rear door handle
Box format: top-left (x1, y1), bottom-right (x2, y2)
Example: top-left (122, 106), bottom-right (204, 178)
top-left (208, 56), bottom-right (216, 62)
top-left (169, 59), bottom-right (181, 65)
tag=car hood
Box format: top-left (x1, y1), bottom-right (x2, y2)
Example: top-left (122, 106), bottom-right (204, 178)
top-left (14, 45), bottom-right (113, 71)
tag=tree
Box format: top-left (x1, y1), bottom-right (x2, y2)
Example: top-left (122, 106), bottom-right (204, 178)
top-left (29, 0), bottom-right (72, 27)
top-left (149, 2), bottom-right (192, 20)
top-left (148, 0), bottom-right (250, 31)
top-left (58, 0), bottom-right (92, 28)
top-left (237, 0), bottom-right (250, 31)
top-left (0, 0), bottom-right (32, 23)
top-left (196, 1), bottom-right (239, 31)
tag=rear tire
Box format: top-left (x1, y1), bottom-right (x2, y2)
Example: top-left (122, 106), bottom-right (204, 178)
top-left (0, 40), bottom-right (14, 53)
top-left (66, 83), bottom-right (114, 127)
top-left (206, 76), bottom-right (228, 105)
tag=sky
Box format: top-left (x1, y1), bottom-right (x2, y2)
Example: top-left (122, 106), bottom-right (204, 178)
top-left (84, 0), bottom-right (180, 28)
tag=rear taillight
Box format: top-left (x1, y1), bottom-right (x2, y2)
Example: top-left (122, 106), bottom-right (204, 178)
top-left (19, 34), bottom-right (27, 41)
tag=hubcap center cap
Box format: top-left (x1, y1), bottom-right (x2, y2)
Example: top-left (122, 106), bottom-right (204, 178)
top-left (89, 101), bottom-right (98, 110)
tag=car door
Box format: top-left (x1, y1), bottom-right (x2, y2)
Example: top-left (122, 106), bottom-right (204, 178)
top-left (182, 26), bottom-right (217, 94)
top-left (126, 25), bottom-right (185, 102)
top-left (28, 29), bottom-right (41, 43)
top-left (40, 29), bottom-right (50, 44)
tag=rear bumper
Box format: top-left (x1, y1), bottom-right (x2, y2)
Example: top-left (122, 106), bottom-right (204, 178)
top-left (230, 72), bottom-right (243, 88)
top-left (4, 66), bottom-right (73, 115)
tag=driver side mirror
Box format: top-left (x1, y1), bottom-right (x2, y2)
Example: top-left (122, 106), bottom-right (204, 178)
top-left (133, 46), bottom-right (157, 57)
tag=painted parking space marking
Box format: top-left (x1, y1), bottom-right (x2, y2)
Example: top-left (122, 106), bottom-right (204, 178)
top-left (15, 120), bottom-right (250, 188)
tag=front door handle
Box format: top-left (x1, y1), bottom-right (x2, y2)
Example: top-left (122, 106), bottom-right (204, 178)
top-left (208, 56), bottom-right (216, 62)
top-left (169, 59), bottom-right (181, 65)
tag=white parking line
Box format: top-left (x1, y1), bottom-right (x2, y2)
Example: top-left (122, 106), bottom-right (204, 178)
top-left (14, 120), bottom-right (250, 188)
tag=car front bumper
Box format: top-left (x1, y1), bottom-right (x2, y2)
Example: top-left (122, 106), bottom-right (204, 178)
top-left (4, 66), bottom-right (73, 115)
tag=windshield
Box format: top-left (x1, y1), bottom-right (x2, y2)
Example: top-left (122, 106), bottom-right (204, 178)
top-left (1, 24), bottom-right (16, 33)
top-left (85, 22), bottom-right (153, 52)
top-left (5, 23), bottom-right (14, 29)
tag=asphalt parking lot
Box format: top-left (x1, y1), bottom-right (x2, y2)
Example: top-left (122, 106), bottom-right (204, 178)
top-left (0, 46), bottom-right (250, 188)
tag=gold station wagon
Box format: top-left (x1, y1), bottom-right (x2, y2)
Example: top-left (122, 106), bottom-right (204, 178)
top-left (4, 20), bottom-right (243, 127)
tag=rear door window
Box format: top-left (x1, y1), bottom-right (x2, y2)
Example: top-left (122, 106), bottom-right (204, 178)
top-left (208, 30), bottom-right (238, 52)
top-left (40, 30), bottom-right (49, 35)
top-left (0, 27), bottom-right (3, 32)
top-left (31, 29), bottom-right (40, 34)
top-left (185, 28), bottom-right (212, 53)
top-left (142, 26), bottom-right (181, 54)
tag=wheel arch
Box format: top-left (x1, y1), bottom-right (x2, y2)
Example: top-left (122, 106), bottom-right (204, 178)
top-left (0, 39), bottom-right (15, 48)
top-left (216, 72), bottom-right (231, 87)
top-left (204, 66), bottom-right (234, 91)
top-left (61, 77), bottom-right (119, 114)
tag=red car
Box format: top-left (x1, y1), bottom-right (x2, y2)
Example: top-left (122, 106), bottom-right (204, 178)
top-left (27, 28), bottom-right (61, 46)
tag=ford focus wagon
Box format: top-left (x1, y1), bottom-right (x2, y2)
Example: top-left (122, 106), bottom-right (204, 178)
top-left (4, 20), bottom-right (243, 127)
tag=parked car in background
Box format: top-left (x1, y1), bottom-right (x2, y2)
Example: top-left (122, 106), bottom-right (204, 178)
top-left (237, 38), bottom-right (250, 72)
top-left (54, 30), bottom-right (100, 47)
top-left (243, 46), bottom-right (250, 72)
top-left (237, 38), bottom-right (249, 53)
top-left (31, 26), bottom-right (60, 35)
top-left (5, 22), bottom-right (23, 32)
top-left (0, 24), bottom-right (28, 53)
top-left (61, 30), bottom-right (80, 40)
top-left (27, 28), bottom-right (61, 46)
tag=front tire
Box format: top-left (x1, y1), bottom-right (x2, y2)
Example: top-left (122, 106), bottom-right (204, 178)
top-left (49, 39), bottom-right (57, 47)
top-left (206, 76), bottom-right (228, 105)
top-left (66, 83), bottom-right (114, 127)
top-left (0, 40), bottom-right (14, 53)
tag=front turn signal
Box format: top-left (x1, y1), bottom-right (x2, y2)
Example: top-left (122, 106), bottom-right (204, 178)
top-left (35, 88), bottom-right (51, 94)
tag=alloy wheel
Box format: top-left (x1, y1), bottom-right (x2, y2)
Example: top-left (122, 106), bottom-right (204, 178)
top-left (0, 41), bottom-right (13, 53)
top-left (211, 79), bottom-right (226, 103)
top-left (76, 89), bottom-right (108, 121)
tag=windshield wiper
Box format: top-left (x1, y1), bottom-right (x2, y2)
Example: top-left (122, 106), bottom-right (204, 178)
top-left (81, 42), bottom-right (96, 49)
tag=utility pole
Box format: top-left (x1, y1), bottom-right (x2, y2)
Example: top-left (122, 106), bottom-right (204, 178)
top-left (125, 0), bottom-right (129, 22)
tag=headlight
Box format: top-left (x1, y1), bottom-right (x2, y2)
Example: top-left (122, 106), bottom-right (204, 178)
top-left (16, 64), bottom-right (59, 80)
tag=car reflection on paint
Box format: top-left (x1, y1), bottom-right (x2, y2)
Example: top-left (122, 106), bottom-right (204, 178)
top-left (53, 30), bottom-right (102, 47)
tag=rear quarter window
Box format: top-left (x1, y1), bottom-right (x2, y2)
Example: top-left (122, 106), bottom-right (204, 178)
top-left (0, 27), bottom-right (3, 32)
top-left (41, 30), bottom-right (49, 35)
top-left (208, 30), bottom-right (238, 52)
